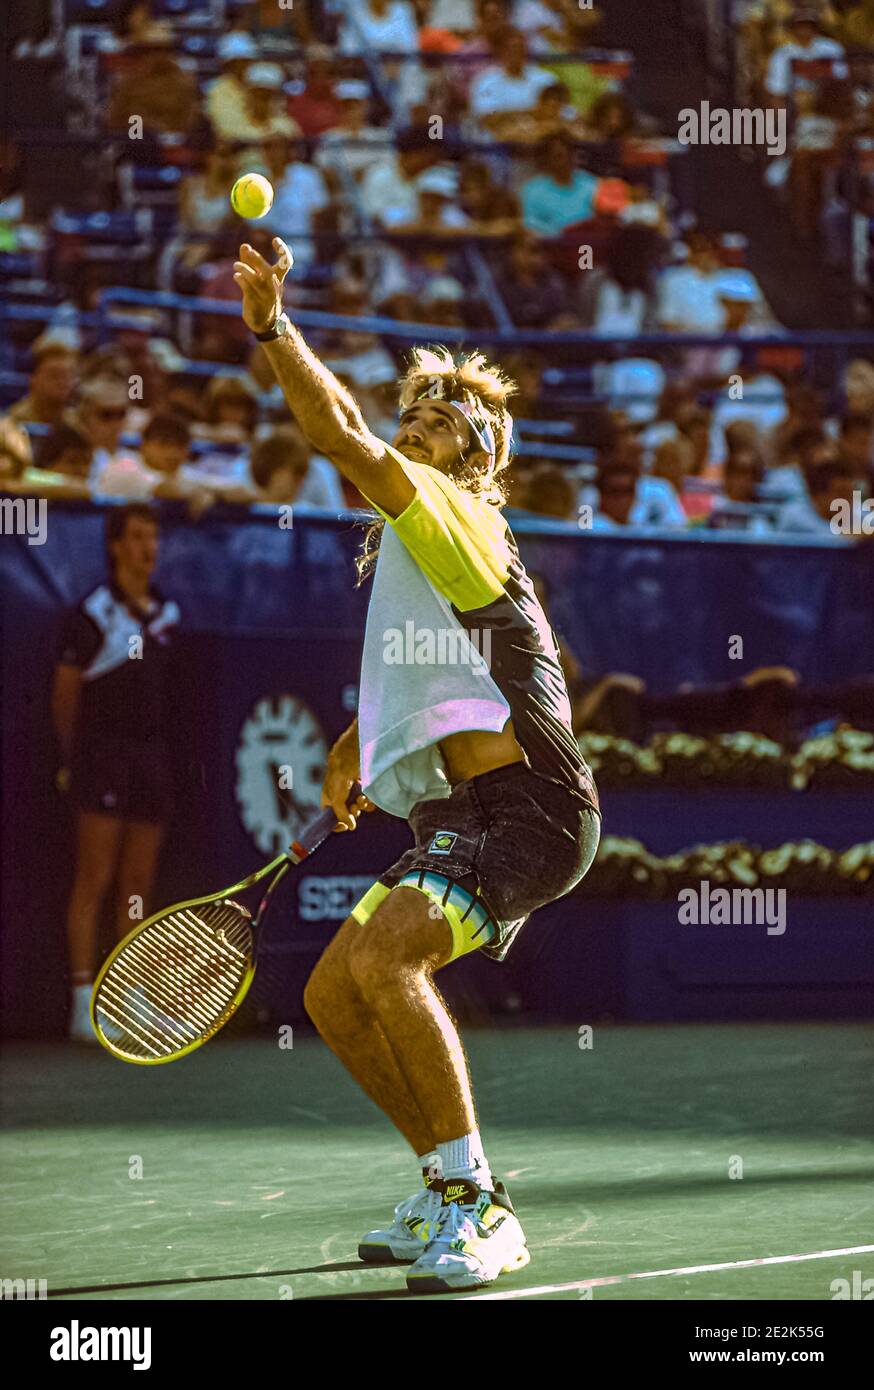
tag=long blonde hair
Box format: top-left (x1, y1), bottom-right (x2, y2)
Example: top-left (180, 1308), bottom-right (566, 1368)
top-left (355, 345), bottom-right (516, 584)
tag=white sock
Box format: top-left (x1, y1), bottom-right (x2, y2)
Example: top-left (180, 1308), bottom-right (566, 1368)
top-left (417, 1150), bottom-right (442, 1182)
top-left (437, 1131), bottom-right (493, 1190)
top-left (72, 983), bottom-right (92, 1009)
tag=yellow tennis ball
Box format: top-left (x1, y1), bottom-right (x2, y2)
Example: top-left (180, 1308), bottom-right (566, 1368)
top-left (231, 173), bottom-right (275, 219)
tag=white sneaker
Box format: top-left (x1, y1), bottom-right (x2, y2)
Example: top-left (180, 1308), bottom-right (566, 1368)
top-left (358, 1169), bottom-right (445, 1264)
top-left (406, 1178), bottom-right (530, 1293)
top-left (69, 984), bottom-right (97, 1043)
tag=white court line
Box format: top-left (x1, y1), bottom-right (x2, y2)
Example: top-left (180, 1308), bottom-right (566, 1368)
top-left (461, 1244), bottom-right (874, 1300)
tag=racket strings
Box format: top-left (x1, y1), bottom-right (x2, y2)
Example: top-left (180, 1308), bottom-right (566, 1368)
top-left (94, 901), bottom-right (253, 1060)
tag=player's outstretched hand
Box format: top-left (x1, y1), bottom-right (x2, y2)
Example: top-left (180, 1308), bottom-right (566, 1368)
top-left (233, 238), bottom-right (293, 335)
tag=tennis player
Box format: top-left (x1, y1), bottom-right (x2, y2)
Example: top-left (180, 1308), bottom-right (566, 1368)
top-left (235, 237), bottom-right (601, 1293)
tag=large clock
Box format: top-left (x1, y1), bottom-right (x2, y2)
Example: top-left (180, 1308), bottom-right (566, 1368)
top-left (235, 695), bottom-right (328, 855)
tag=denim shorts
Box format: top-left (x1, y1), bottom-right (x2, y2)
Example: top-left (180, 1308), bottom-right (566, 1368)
top-left (350, 762), bottom-right (601, 963)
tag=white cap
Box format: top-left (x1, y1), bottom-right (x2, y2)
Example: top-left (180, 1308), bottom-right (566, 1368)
top-left (714, 268), bottom-right (761, 303)
top-left (335, 79), bottom-right (370, 101)
top-left (246, 62), bottom-right (286, 90)
top-left (423, 276), bottom-right (465, 303)
top-left (417, 164), bottom-right (458, 197)
top-left (218, 31), bottom-right (259, 62)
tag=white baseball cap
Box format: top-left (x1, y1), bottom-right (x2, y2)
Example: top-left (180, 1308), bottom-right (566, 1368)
top-left (246, 62), bottom-right (286, 90)
top-left (417, 165), bottom-right (459, 197)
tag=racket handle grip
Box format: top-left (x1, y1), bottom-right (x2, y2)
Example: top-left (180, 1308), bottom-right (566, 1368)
top-left (291, 781), bottom-right (365, 858)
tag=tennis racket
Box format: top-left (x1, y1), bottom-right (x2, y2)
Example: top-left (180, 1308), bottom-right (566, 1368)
top-left (90, 784), bottom-right (363, 1065)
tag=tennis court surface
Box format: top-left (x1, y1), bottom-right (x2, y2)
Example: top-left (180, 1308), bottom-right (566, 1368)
top-left (2, 1024), bottom-right (872, 1302)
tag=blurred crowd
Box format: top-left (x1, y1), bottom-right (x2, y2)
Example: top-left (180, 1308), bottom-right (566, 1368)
top-left (2, 0), bottom-right (874, 534)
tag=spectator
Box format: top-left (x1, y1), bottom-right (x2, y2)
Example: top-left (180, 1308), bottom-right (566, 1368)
top-left (522, 461), bottom-right (578, 519)
top-left (586, 91), bottom-right (639, 143)
top-left (656, 232), bottom-right (725, 333)
top-left (778, 443), bottom-right (858, 532)
top-left (107, 29), bottom-right (200, 136)
top-left (53, 503), bottom-right (179, 1043)
top-left (765, 5), bottom-right (846, 100)
top-left (428, 0), bottom-right (478, 37)
top-left (844, 357), bottom-right (874, 417)
top-left (253, 134), bottom-right (334, 272)
top-left (590, 461), bottom-right (640, 528)
top-left (384, 163), bottom-right (472, 234)
top-left (361, 127), bottom-right (435, 229)
top-left (206, 30), bottom-right (260, 141)
top-left (199, 375), bottom-right (260, 445)
top-left (251, 425), bottom-right (313, 502)
top-left (0, 415), bottom-right (33, 486)
top-left (458, 159), bottom-right (520, 234)
top-left (161, 141), bottom-right (241, 291)
top-left (651, 435), bottom-right (695, 505)
top-left (839, 412), bottom-right (874, 476)
top-left (7, 338), bottom-right (78, 428)
top-left (316, 80), bottom-right (387, 187)
top-left (487, 78), bottom-right (588, 143)
top-left (501, 228), bottom-right (569, 327)
top-left (287, 46), bottom-right (345, 138)
top-left (521, 131), bottom-right (599, 236)
top-left (583, 224), bottom-right (664, 335)
top-left (421, 275), bottom-right (469, 326)
top-left (75, 377), bottom-right (138, 490)
top-left (21, 423), bottom-right (93, 495)
top-left (217, 62), bottom-right (300, 152)
top-left (469, 27), bottom-right (555, 131)
top-left (338, 0), bottom-right (420, 54)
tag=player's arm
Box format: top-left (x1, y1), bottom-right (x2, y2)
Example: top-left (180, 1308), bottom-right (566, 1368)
top-left (234, 238), bottom-right (413, 519)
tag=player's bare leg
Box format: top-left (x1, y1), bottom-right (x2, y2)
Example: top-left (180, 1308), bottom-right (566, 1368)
top-left (345, 887), bottom-right (476, 1144)
top-left (304, 916), bottom-right (438, 1155)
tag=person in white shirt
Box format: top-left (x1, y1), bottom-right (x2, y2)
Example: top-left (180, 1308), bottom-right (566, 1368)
top-left (777, 444), bottom-right (858, 534)
top-left (469, 27), bottom-right (555, 130)
top-left (360, 130), bottom-right (435, 228)
top-left (383, 163), bottom-right (472, 233)
top-left (429, 0), bottom-right (477, 32)
top-left (206, 31), bottom-right (261, 142)
top-left (656, 232), bottom-right (725, 333)
top-left (316, 80), bottom-right (388, 187)
top-left (338, 0), bottom-right (420, 54)
top-left (251, 134), bottom-right (333, 272)
top-left (765, 7), bottom-right (846, 99)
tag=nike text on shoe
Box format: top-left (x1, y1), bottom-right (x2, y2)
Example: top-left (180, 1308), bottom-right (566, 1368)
top-left (358, 1168), bottom-right (445, 1264)
top-left (406, 1178), bottom-right (530, 1293)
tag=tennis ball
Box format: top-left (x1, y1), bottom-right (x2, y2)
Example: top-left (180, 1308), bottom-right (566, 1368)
top-left (231, 173), bottom-right (275, 220)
